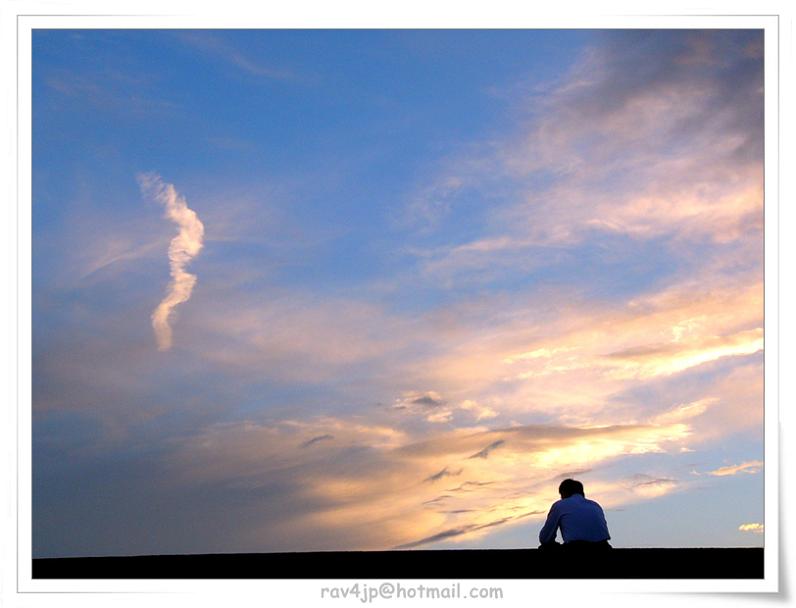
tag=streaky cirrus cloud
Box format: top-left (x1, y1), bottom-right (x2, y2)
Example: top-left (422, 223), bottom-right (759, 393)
top-left (396, 276), bottom-right (762, 428)
top-left (708, 460), bottom-right (763, 477)
top-left (738, 523), bottom-right (764, 534)
top-left (138, 173), bottom-right (205, 351)
top-left (175, 31), bottom-right (301, 82)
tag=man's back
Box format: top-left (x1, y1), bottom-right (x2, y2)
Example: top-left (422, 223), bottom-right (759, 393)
top-left (538, 494), bottom-right (610, 544)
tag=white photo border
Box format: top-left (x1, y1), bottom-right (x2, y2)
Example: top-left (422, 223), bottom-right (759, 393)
top-left (7, 5), bottom-right (783, 603)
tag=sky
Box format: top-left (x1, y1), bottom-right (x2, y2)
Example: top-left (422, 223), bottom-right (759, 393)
top-left (31, 29), bottom-right (765, 558)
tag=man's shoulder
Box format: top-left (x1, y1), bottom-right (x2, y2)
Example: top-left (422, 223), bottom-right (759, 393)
top-left (584, 498), bottom-right (605, 510)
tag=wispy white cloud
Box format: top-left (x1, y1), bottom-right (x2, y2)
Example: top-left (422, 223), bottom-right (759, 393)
top-left (738, 522), bottom-right (764, 534)
top-left (77, 238), bottom-right (165, 281)
top-left (44, 70), bottom-right (180, 115)
top-left (177, 31), bottom-right (300, 81)
top-left (139, 173), bottom-right (205, 351)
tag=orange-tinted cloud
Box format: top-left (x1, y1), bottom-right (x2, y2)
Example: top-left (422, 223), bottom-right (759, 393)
top-left (708, 460), bottom-right (763, 477)
top-left (408, 31), bottom-right (762, 285)
top-left (164, 413), bottom-right (694, 550)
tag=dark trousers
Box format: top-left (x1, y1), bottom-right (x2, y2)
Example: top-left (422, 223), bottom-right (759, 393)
top-left (538, 540), bottom-right (612, 551)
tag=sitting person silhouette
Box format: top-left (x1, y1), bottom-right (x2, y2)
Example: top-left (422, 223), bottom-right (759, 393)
top-left (538, 478), bottom-right (612, 551)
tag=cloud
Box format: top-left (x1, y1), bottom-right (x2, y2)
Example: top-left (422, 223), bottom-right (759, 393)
top-left (708, 460), bottom-right (763, 477)
top-left (738, 523), bottom-right (764, 534)
top-left (688, 362), bottom-right (764, 442)
top-left (554, 469), bottom-right (592, 481)
top-left (459, 399), bottom-right (499, 421)
top-left (423, 466), bottom-right (463, 483)
top-left (44, 69), bottom-right (179, 115)
top-left (603, 328), bottom-right (763, 379)
top-left (393, 393), bottom-right (499, 425)
top-left (186, 290), bottom-right (417, 384)
top-left (176, 32), bottom-right (299, 81)
top-left (138, 174), bottom-right (205, 351)
top-left (394, 515), bottom-right (516, 549)
top-left (651, 399), bottom-right (716, 426)
top-left (406, 30), bottom-right (763, 284)
top-left (468, 439), bottom-right (506, 459)
top-left (393, 390), bottom-right (455, 423)
top-left (507, 30), bottom-right (762, 243)
top-left (399, 174), bottom-right (469, 230)
top-left (154, 414), bottom-right (693, 552)
top-left (402, 276), bottom-right (762, 431)
top-left (625, 474), bottom-right (679, 499)
top-left (411, 394), bottom-right (446, 408)
top-left (395, 507), bottom-right (549, 549)
top-left (77, 238), bottom-right (165, 281)
top-left (446, 481), bottom-right (494, 492)
top-left (395, 390), bottom-right (446, 409)
top-left (301, 434), bottom-right (334, 449)
top-left (397, 423), bottom-right (689, 462)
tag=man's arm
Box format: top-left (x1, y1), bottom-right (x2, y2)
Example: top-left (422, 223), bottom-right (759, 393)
top-left (597, 503), bottom-right (611, 540)
top-left (538, 503), bottom-right (560, 545)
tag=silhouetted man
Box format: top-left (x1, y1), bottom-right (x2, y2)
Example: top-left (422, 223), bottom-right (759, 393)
top-left (538, 479), bottom-right (611, 551)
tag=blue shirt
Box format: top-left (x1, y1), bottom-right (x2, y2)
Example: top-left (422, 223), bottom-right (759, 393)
top-left (538, 494), bottom-right (611, 544)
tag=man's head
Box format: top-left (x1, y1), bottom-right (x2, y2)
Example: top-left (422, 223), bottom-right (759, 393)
top-left (558, 478), bottom-right (585, 499)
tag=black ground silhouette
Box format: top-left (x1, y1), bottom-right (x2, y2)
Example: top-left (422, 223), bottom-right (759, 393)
top-left (33, 547), bottom-right (763, 579)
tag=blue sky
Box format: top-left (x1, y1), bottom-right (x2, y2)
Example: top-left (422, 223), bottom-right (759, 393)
top-left (32, 29), bottom-right (764, 557)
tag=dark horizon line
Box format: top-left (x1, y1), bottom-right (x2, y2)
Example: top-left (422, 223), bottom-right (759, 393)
top-left (32, 547), bottom-right (765, 580)
top-left (32, 544), bottom-right (764, 560)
